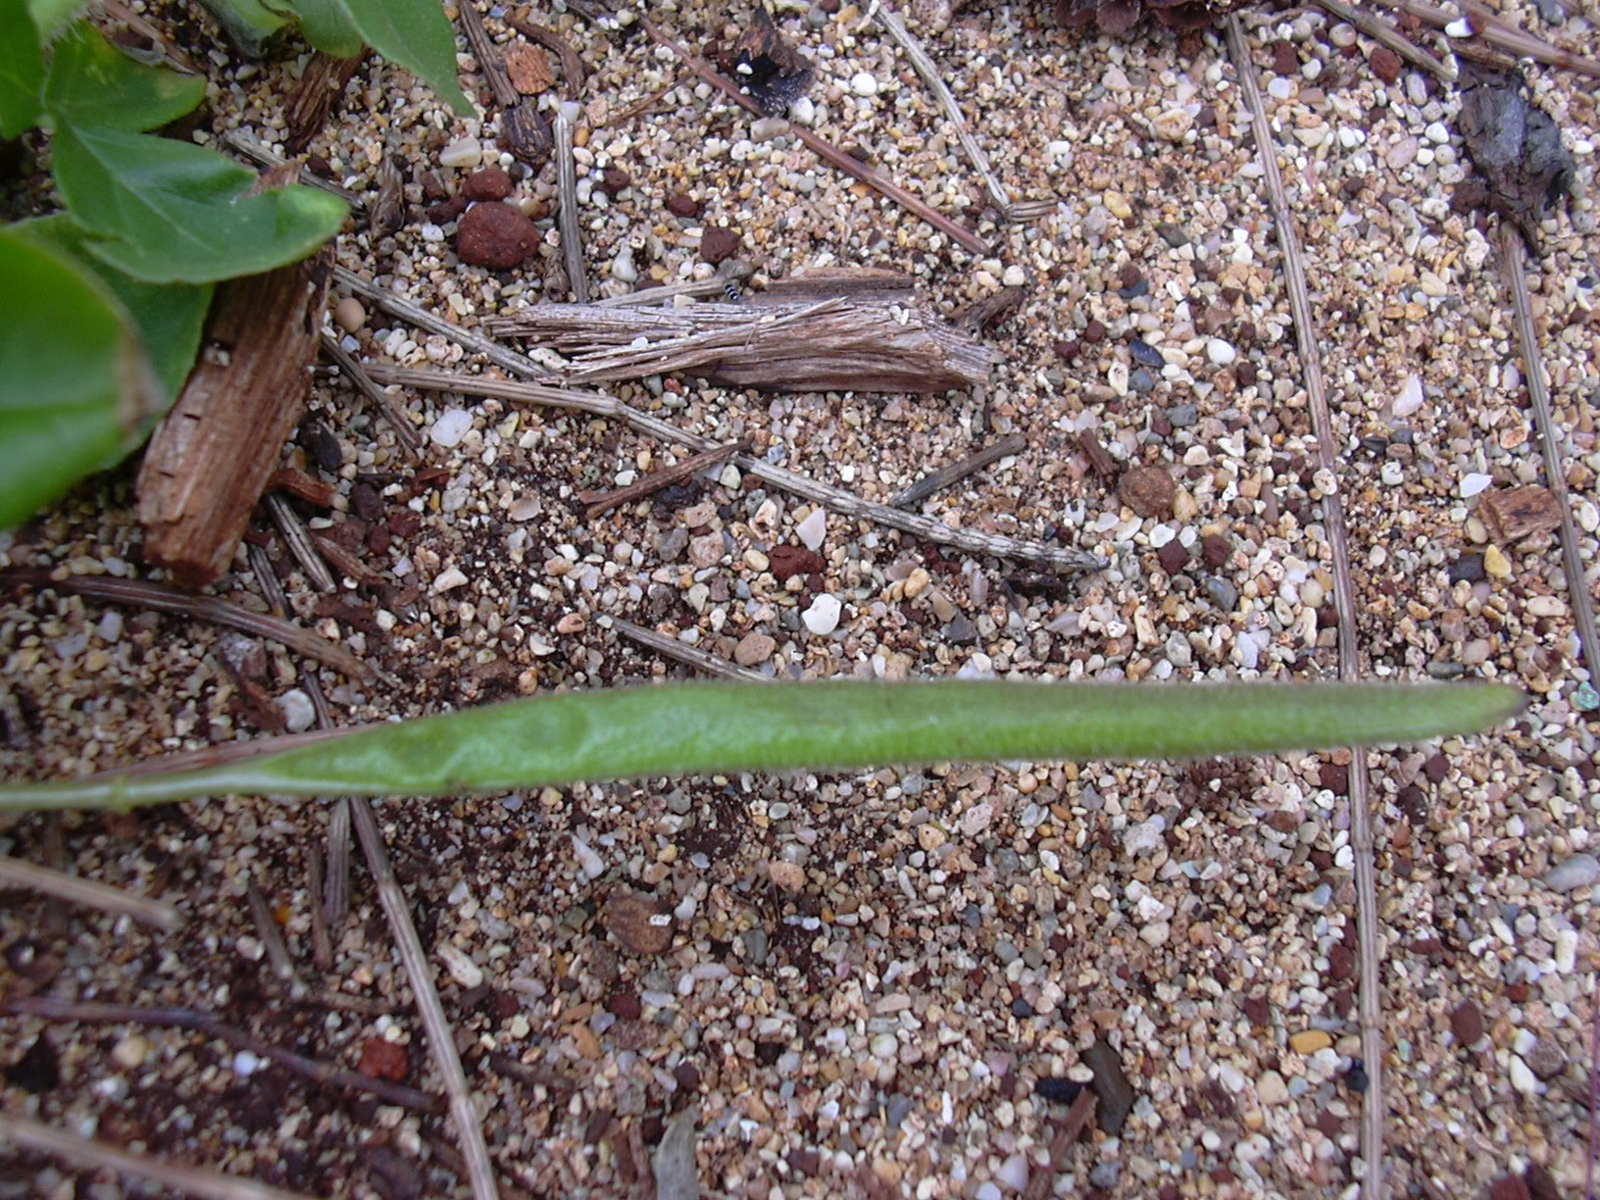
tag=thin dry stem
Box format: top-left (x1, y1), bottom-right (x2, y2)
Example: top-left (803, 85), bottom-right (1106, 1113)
top-left (866, 0), bottom-right (1041, 219)
top-left (0, 571), bottom-right (373, 682)
top-left (358, 357), bottom-right (1102, 573)
top-left (889, 432), bottom-right (1026, 509)
top-left (1497, 227), bottom-right (1600, 692)
top-left (3, 996), bottom-right (439, 1111)
top-left (636, 16), bottom-right (988, 255)
top-left (0, 855), bottom-right (183, 931)
top-left (1310, 0), bottom-right (1454, 81)
top-left (0, 1113), bottom-right (315, 1200)
top-left (1226, 19), bottom-right (1385, 1198)
top-left (247, 881), bottom-right (303, 994)
top-left (1369, 0), bottom-right (1600, 78)
top-left (553, 105), bottom-right (589, 303)
top-left (608, 616), bottom-right (771, 682)
top-left (580, 441), bottom-right (746, 520)
top-left (350, 799), bottom-right (500, 1200)
top-left (219, 132), bottom-right (367, 209)
top-left (265, 494), bottom-right (337, 594)
top-left (320, 333), bottom-right (424, 457)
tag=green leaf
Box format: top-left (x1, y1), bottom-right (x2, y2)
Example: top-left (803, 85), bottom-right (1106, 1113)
top-left (26, 0), bottom-right (84, 43)
top-left (42, 22), bottom-right (205, 133)
top-left (286, 0), bottom-right (363, 59)
top-left (0, 0), bottom-right (43, 138)
top-left (192, 0), bottom-right (292, 58)
top-left (9, 215), bottom-right (212, 404)
top-left (0, 681), bottom-right (1525, 811)
top-left (0, 226), bottom-right (160, 531)
top-left (51, 124), bottom-right (347, 283)
top-left (300, 0), bottom-right (473, 115)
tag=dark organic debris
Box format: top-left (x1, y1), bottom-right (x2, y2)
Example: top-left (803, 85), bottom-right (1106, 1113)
top-left (1055, 0), bottom-right (1235, 35)
top-left (1454, 59), bottom-right (1576, 250)
top-left (719, 5), bottom-right (813, 117)
top-left (1082, 1037), bottom-right (1136, 1135)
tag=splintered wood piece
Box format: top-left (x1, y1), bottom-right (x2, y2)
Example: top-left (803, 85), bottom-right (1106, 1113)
top-left (488, 296), bottom-right (994, 393)
top-left (756, 267), bottom-right (918, 304)
top-left (1478, 484), bottom-right (1563, 543)
top-left (284, 51), bottom-right (367, 154)
top-left (137, 248), bottom-right (332, 588)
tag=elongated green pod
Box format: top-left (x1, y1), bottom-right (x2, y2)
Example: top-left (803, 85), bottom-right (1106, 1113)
top-left (0, 680), bottom-right (1522, 811)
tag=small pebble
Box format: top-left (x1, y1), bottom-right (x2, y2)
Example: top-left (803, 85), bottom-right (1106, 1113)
top-left (333, 297), bottom-right (366, 333)
top-left (439, 136), bottom-right (483, 168)
top-left (431, 409), bottom-right (474, 447)
top-left (1482, 544), bottom-right (1511, 578)
top-left (796, 508), bottom-right (827, 551)
top-left (1289, 1029), bottom-right (1333, 1055)
top-left (275, 689), bottom-right (315, 733)
top-left (850, 71), bottom-right (879, 96)
top-left (1544, 853), bottom-right (1600, 893)
top-left (802, 593), bottom-right (842, 635)
top-left (1461, 472), bottom-right (1494, 498)
top-left (1205, 338), bottom-right (1238, 366)
top-left (437, 943), bottom-right (484, 988)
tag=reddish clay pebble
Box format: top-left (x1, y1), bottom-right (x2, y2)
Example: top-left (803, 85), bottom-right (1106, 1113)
top-left (455, 201), bottom-right (539, 268)
top-left (700, 227), bottom-right (740, 264)
top-left (462, 166), bottom-right (513, 201)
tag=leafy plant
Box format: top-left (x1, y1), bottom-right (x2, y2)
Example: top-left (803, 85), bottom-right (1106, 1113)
top-left (0, 0), bottom-right (471, 531)
top-left (0, 680), bottom-right (1523, 811)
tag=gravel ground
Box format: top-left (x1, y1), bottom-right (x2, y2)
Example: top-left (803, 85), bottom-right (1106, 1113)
top-left (2, 0), bottom-right (1599, 1196)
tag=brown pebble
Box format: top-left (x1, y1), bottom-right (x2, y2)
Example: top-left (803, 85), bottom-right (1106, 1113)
top-left (1118, 466), bottom-right (1176, 520)
top-left (427, 196), bottom-right (470, 224)
top-left (1489, 1175), bottom-right (1531, 1200)
top-left (700, 227), bottom-right (740, 264)
top-left (673, 1061), bottom-right (702, 1092)
top-left (600, 891), bottom-right (674, 955)
top-left (1318, 762), bottom-right (1349, 792)
top-left (1449, 1000), bottom-right (1483, 1045)
top-left (455, 201), bottom-right (539, 269)
top-left (1082, 319), bottom-right (1106, 344)
top-left (1270, 40), bottom-right (1298, 75)
top-left (1082, 1037), bottom-right (1135, 1136)
top-left (357, 1038), bottom-right (409, 1082)
top-left (462, 167), bottom-right (513, 201)
top-left (605, 991), bottom-right (643, 1020)
top-left (603, 167), bottom-right (632, 192)
top-left (1200, 533), bottom-right (1232, 569)
top-left (787, 1149), bottom-right (821, 1177)
top-left (666, 193), bottom-right (700, 218)
top-left (768, 544), bottom-right (825, 582)
top-left (1368, 46), bottom-right (1403, 85)
top-left (1235, 361), bottom-right (1257, 386)
top-left (1078, 430), bottom-right (1117, 478)
top-left (1241, 994), bottom-right (1271, 1025)
top-left (734, 631), bottom-right (776, 666)
top-left (1326, 942), bottom-right (1353, 981)
top-left (1523, 1036), bottom-right (1565, 1080)
top-left (1156, 540), bottom-right (1190, 575)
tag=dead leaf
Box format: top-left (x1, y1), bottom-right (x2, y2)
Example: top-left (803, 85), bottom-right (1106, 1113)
top-left (718, 5), bottom-right (813, 117)
top-left (1454, 59), bottom-right (1576, 250)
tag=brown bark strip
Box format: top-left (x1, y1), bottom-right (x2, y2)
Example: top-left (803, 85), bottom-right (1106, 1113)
top-left (579, 441), bottom-right (746, 520)
top-left (267, 466), bottom-right (337, 508)
top-left (1022, 1087), bottom-right (1098, 1200)
top-left (284, 51), bottom-right (368, 154)
top-left (1078, 429), bottom-right (1118, 478)
top-left (310, 533), bottom-right (386, 586)
top-left (137, 249), bottom-right (332, 588)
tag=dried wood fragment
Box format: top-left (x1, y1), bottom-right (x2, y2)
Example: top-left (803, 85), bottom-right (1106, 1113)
top-left (1078, 429), bottom-right (1117, 477)
top-left (1478, 484), bottom-right (1563, 544)
top-left (889, 433), bottom-right (1025, 508)
top-left (579, 441), bottom-right (746, 520)
top-left (489, 297), bottom-right (994, 393)
top-left (268, 466), bottom-right (337, 508)
top-left (756, 267), bottom-right (918, 305)
top-left (458, 0), bottom-right (551, 165)
top-left (137, 247), bottom-right (332, 588)
top-left (284, 51), bottom-right (367, 154)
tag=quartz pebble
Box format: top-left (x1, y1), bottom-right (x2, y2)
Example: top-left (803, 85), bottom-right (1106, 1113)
top-left (802, 593), bottom-right (842, 635)
top-left (430, 409), bottom-right (473, 447)
top-left (796, 508), bottom-right (827, 551)
top-left (1544, 854), bottom-right (1600, 893)
top-left (439, 136), bottom-right (483, 168)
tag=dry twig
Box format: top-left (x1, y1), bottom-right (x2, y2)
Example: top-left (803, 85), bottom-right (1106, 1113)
top-left (608, 617), bottom-right (770, 682)
top-left (1226, 19), bottom-right (1386, 1197)
top-left (0, 571), bottom-right (374, 682)
top-left (0, 855), bottom-right (184, 931)
top-left (1497, 226), bottom-right (1600, 694)
top-left (579, 441), bottom-right (746, 520)
top-left (490, 297), bottom-right (994, 392)
top-left (247, 881), bottom-right (303, 994)
top-left (350, 799), bottom-right (500, 1200)
top-left (265, 494), bottom-right (338, 594)
top-left (636, 16), bottom-right (988, 255)
top-left (1368, 0), bottom-right (1600, 78)
top-left (3, 996), bottom-right (439, 1111)
top-left (320, 333), bottom-right (424, 457)
top-left (889, 433), bottom-right (1025, 509)
top-left (359, 358), bottom-right (1103, 573)
top-left (458, 0), bottom-right (551, 162)
top-left (220, 132), bottom-right (367, 209)
top-left (553, 102), bottom-right (589, 303)
top-left (1310, 0), bottom-right (1454, 81)
top-left (0, 1113), bottom-right (315, 1200)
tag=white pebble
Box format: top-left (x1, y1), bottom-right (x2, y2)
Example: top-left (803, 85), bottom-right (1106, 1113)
top-left (1508, 1055), bottom-right (1538, 1094)
top-left (870, 1032), bottom-right (897, 1058)
top-left (1205, 338), bottom-right (1237, 366)
top-left (1445, 17), bottom-right (1473, 36)
top-left (437, 943), bottom-right (484, 989)
top-left (802, 594), bottom-right (842, 635)
top-left (431, 566), bottom-right (468, 594)
top-left (1460, 472), bottom-right (1494, 498)
top-left (439, 136), bottom-right (483, 169)
top-left (430, 408), bottom-right (474, 448)
top-left (796, 508), bottom-right (827, 551)
top-left (850, 71), bottom-right (879, 97)
top-left (111, 1035), bottom-right (149, 1070)
top-left (233, 1051), bottom-right (264, 1077)
top-left (1001, 265), bottom-right (1026, 287)
top-left (1555, 927), bottom-right (1578, 973)
top-left (995, 1154), bottom-right (1030, 1191)
top-left (1393, 374), bottom-right (1424, 418)
top-left (1124, 815), bottom-right (1166, 857)
top-left (789, 96), bottom-right (815, 125)
top-left (275, 689), bottom-right (315, 733)
top-left (610, 246), bottom-right (637, 283)
top-left (572, 836), bottom-right (606, 881)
